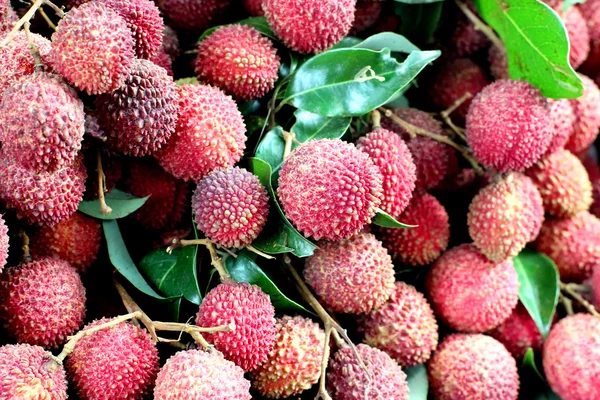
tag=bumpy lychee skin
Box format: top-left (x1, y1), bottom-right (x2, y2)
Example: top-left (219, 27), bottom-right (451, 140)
top-left (156, 0), bottom-right (229, 32)
top-left (565, 74), bottom-right (600, 154)
top-left (488, 302), bottom-right (544, 360)
top-left (543, 314), bottom-right (600, 400)
top-left (152, 46), bottom-right (173, 76)
top-left (155, 84), bottom-right (246, 182)
top-left (428, 334), bottom-right (520, 400)
top-left (517, 173), bottom-right (546, 242)
top-left (262, 0), bottom-right (356, 54)
top-left (196, 282), bottom-right (276, 371)
top-left (195, 25), bottom-right (280, 100)
top-left (0, 0), bottom-right (17, 34)
top-left (449, 14), bottom-right (489, 57)
top-left (0, 72), bottom-right (85, 173)
top-left (0, 344), bottom-right (68, 400)
top-left (95, 59), bottom-right (179, 156)
top-left (356, 128), bottom-right (416, 218)
top-left (327, 344), bottom-right (409, 400)
top-left (426, 244), bottom-right (519, 332)
top-left (0, 257), bottom-right (86, 348)
top-left (50, 1), bottom-right (135, 94)
top-left (30, 212), bottom-right (101, 273)
top-left (535, 211), bottom-right (600, 282)
top-left (379, 194), bottom-right (450, 266)
top-left (304, 232), bottom-right (395, 314)
top-left (154, 349), bottom-right (251, 400)
top-left (0, 214), bottom-right (8, 273)
top-left (467, 79), bottom-right (553, 172)
top-left (67, 319), bottom-right (159, 400)
top-left (468, 173), bottom-right (544, 262)
top-left (526, 149), bottom-right (592, 217)
top-left (193, 167), bottom-right (269, 248)
top-left (545, 99), bottom-right (576, 156)
top-left (250, 316), bottom-right (326, 398)
top-left (243, 0), bottom-right (264, 16)
top-left (358, 282), bottom-right (439, 368)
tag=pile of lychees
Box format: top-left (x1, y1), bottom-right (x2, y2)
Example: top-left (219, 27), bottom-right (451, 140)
top-left (0, 0), bottom-right (600, 399)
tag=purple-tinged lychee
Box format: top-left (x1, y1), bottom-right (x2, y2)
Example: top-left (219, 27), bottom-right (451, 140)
top-left (156, 0), bottom-right (229, 33)
top-left (162, 26), bottom-right (180, 60)
top-left (350, 0), bottom-right (382, 34)
top-left (243, 0), bottom-right (263, 16)
top-left (565, 74), bottom-right (600, 154)
top-left (152, 47), bottom-right (173, 76)
top-left (488, 302), bottom-right (545, 360)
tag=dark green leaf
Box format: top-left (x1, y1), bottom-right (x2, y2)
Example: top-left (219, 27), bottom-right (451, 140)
top-left (406, 364), bottom-right (428, 400)
top-left (332, 36), bottom-right (363, 49)
top-left (291, 109), bottom-right (352, 143)
top-left (522, 348), bottom-right (545, 381)
top-left (372, 208), bottom-right (417, 228)
top-left (513, 249), bottom-right (559, 338)
top-left (78, 189), bottom-right (149, 220)
top-left (394, 2), bottom-right (444, 46)
top-left (354, 32), bottom-right (420, 53)
top-left (474, 0), bottom-right (582, 98)
top-left (198, 16), bottom-right (278, 43)
top-left (255, 126), bottom-right (286, 173)
top-left (252, 219), bottom-right (295, 255)
top-left (385, 94), bottom-right (410, 108)
top-left (532, 389), bottom-right (561, 400)
top-left (283, 48), bottom-right (440, 117)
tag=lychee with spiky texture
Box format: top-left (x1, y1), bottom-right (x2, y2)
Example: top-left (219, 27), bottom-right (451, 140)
top-left (152, 47), bottom-right (173, 76)
top-left (195, 25), bottom-right (280, 100)
top-left (546, 0), bottom-right (590, 69)
top-left (426, 244), bottom-right (519, 332)
top-left (95, 59), bottom-right (179, 156)
top-left (535, 211), bottom-right (600, 282)
top-left (156, 0), bottom-right (229, 33)
top-left (517, 173), bottom-right (546, 242)
top-left (155, 84), bottom-right (246, 182)
top-left (449, 13), bottom-right (489, 57)
top-left (243, 0), bottom-right (263, 16)
top-left (262, 0), bottom-right (356, 54)
top-left (278, 139), bottom-right (383, 241)
top-left (350, 0), bottom-right (382, 34)
top-left (356, 128), bottom-right (416, 218)
top-left (0, 0), bottom-right (17, 33)
top-left (468, 173), bottom-right (544, 262)
top-left (467, 79), bottom-right (553, 172)
top-left (193, 167), bottom-right (268, 249)
top-left (327, 344), bottom-right (409, 400)
top-left (196, 281), bottom-right (276, 371)
top-left (304, 232), bottom-right (395, 314)
top-left (30, 212), bottom-right (101, 273)
top-left (0, 344), bottom-right (68, 399)
top-left (0, 257), bottom-right (85, 348)
top-left (545, 99), bottom-right (576, 156)
top-left (543, 313), bottom-right (600, 400)
top-left (428, 334), bottom-right (519, 400)
top-left (565, 74), bottom-right (600, 154)
top-left (379, 193), bottom-right (450, 266)
top-left (154, 349), bottom-right (251, 400)
top-left (488, 302), bottom-right (544, 360)
top-left (250, 316), bottom-right (325, 398)
top-left (358, 281), bottom-right (438, 368)
top-left (67, 319), bottom-right (159, 400)
top-left (50, 1), bottom-right (135, 94)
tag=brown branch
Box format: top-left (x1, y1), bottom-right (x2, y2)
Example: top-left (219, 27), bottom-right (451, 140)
top-left (96, 150), bottom-right (112, 215)
top-left (454, 0), bottom-right (503, 50)
top-left (43, 0), bottom-right (64, 17)
top-left (18, 230), bottom-right (32, 263)
top-left (440, 92), bottom-right (471, 141)
top-left (561, 282), bottom-right (600, 318)
top-left (37, 7), bottom-right (57, 30)
top-left (246, 245), bottom-right (275, 260)
top-left (167, 238), bottom-right (230, 279)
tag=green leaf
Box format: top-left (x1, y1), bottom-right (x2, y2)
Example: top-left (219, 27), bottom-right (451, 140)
top-left (198, 16), bottom-right (278, 43)
top-left (385, 94), bottom-right (410, 108)
top-left (255, 126), bottom-right (286, 173)
top-left (522, 348), bottom-right (545, 381)
top-left (406, 364), bottom-right (429, 400)
top-left (332, 36), bottom-right (363, 49)
top-left (291, 109), bottom-right (352, 143)
top-left (513, 249), bottom-right (559, 338)
top-left (354, 32), bottom-right (420, 53)
top-left (225, 251), bottom-right (310, 313)
top-left (251, 219), bottom-right (295, 255)
top-left (394, 2), bottom-right (444, 46)
top-left (372, 208), bottom-right (417, 228)
top-left (78, 189), bottom-right (149, 220)
top-left (474, 0), bottom-right (583, 98)
top-left (282, 47), bottom-right (440, 117)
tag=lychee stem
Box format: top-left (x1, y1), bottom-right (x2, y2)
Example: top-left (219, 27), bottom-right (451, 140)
top-left (96, 150), bottom-right (112, 215)
top-left (455, 0), bottom-right (504, 50)
top-left (23, 22), bottom-right (43, 71)
top-left (559, 292), bottom-right (574, 315)
top-left (167, 238), bottom-right (230, 280)
top-left (315, 326), bottom-right (334, 400)
top-left (440, 92), bottom-right (471, 141)
top-left (560, 282), bottom-right (600, 318)
top-left (282, 130), bottom-right (296, 160)
top-left (370, 109), bottom-right (382, 129)
top-left (18, 230), bottom-right (32, 263)
top-left (37, 7), bottom-right (57, 31)
top-left (42, 0), bottom-right (64, 17)
top-left (246, 245), bottom-right (275, 259)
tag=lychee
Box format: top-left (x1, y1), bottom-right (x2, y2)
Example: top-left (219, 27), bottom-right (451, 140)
top-left (303, 232), bottom-right (395, 314)
top-left (155, 84), bottom-right (246, 182)
top-left (327, 344), bottom-right (409, 400)
top-left (426, 244), bottom-right (519, 332)
top-left (67, 319), bottom-right (159, 400)
top-left (162, 26), bottom-right (180, 61)
top-left (350, 0), bottom-right (382, 34)
top-left (488, 302), bottom-right (545, 360)
top-left (543, 313), bottom-right (600, 400)
top-left (0, 257), bottom-right (86, 348)
top-left (488, 45), bottom-right (509, 80)
top-left (0, 0), bottom-right (17, 33)
top-left (156, 0), bottom-right (229, 33)
top-left (356, 128), bottom-right (416, 218)
top-left (545, 99), bottom-right (576, 156)
top-left (565, 74), bottom-right (600, 154)
top-left (262, 0), bottom-right (356, 54)
top-left (152, 47), bottom-right (173, 76)
top-left (195, 24), bottom-right (280, 100)
top-left (427, 334), bottom-right (519, 400)
top-left (243, 0), bottom-right (263, 16)
top-left (448, 13), bottom-right (489, 57)
top-left (579, 0), bottom-right (600, 74)
top-left (517, 173), bottom-right (546, 242)
top-left (250, 315), bottom-right (325, 398)
top-left (466, 79), bottom-right (553, 172)
top-left (277, 139), bottom-right (383, 241)
top-left (545, 0), bottom-right (590, 69)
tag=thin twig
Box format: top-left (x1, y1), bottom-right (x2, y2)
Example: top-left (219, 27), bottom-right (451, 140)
top-left (371, 109), bottom-right (382, 129)
top-left (18, 230), bottom-right (32, 263)
top-left (96, 150), bottom-right (112, 215)
top-left (561, 282), bottom-right (600, 318)
top-left (23, 22), bottom-right (43, 70)
top-left (0, 0), bottom-right (45, 47)
top-left (246, 245), bottom-right (275, 259)
top-left (43, 0), bottom-right (64, 17)
top-left (454, 0), bottom-right (503, 50)
top-left (282, 130), bottom-right (296, 160)
top-left (167, 238), bottom-right (230, 279)
top-left (559, 292), bottom-right (574, 315)
top-left (440, 92), bottom-right (471, 141)
top-left (315, 326), bottom-right (334, 400)
top-left (37, 7), bottom-right (57, 30)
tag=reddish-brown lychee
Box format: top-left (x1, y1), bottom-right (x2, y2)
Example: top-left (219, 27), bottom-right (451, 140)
top-left (350, 0), bottom-right (382, 34)
top-left (592, 177), bottom-right (600, 218)
top-left (243, 0), bottom-right (263, 16)
top-left (565, 74), bottom-right (600, 154)
top-left (156, 0), bottom-right (229, 33)
top-left (448, 12), bottom-right (489, 57)
top-left (162, 26), bottom-right (180, 60)
top-left (488, 302), bottom-right (545, 360)
top-left (152, 46), bottom-right (173, 76)
top-left (488, 45), bottom-right (509, 80)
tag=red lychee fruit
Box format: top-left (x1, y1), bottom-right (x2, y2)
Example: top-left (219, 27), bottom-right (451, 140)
top-left (488, 302), bottom-right (545, 360)
top-left (543, 313), bottom-right (600, 400)
top-left (95, 59), bottom-right (179, 156)
top-left (195, 25), bottom-right (280, 100)
top-left (30, 212), bottom-right (101, 274)
top-left (488, 45), bottom-right (509, 80)
top-left (545, 99), bottom-right (576, 157)
top-left (49, 1), bottom-right (135, 94)
top-left (428, 334), bottom-right (520, 400)
top-left (448, 13), bottom-right (489, 57)
top-left (154, 349), bottom-right (251, 399)
top-left (545, 0), bottom-right (590, 69)
top-left (155, 84), bottom-right (246, 182)
top-left (67, 319), bottom-right (159, 400)
top-left (0, 0), bottom-right (17, 33)
top-left (304, 232), bottom-right (395, 314)
top-left (565, 74), bottom-right (600, 154)
top-left (250, 315), bottom-right (325, 398)
top-left (535, 211), bottom-right (600, 282)
top-left (517, 173), bottom-right (546, 242)
top-left (327, 344), bottom-right (409, 400)
top-left (0, 257), bottom-right (86, 348)
top-left (466, 79), bottom-right (553, 172)
top-left (192, 167), bottom-right (268, 249)
top-left (356, 128), bottom-right (417, 218)
top-left (262, 0), bottom-right (356, 54)
top-left (358, 281), bottom-right (439, 368)
top-left (350, 0), bottom-right (382, 34)
top-left (152, 47), bottom-right (173, 76)
top-left (196, 281), bottom-right (276, 371)
top-left (243, 0), bottom-right (263, 16)
top-left (579, 0), bottom-right (600, 74)
top-left (378, 193), bottom-right (450, 266)
top-left (277, 139), bottom-right (383, 241)
top-left (0, 344), bottom-right (68, 399)
top-left (162, 26), bottom-right (180, 61)
top-left (426, 244), bottom-right (519, 332)
top-left (156, 0), bottom-right (229, 33)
